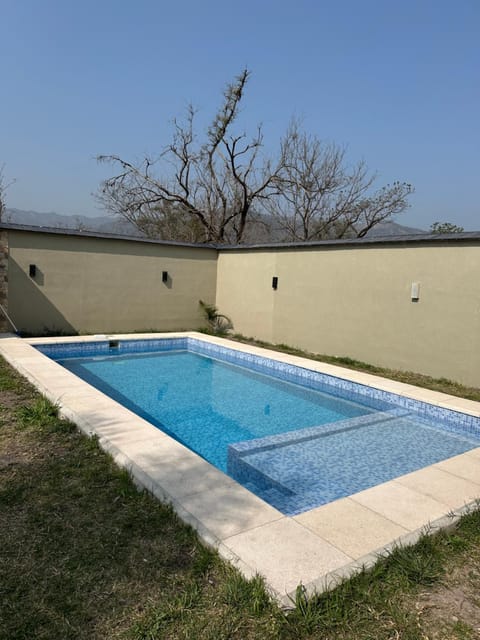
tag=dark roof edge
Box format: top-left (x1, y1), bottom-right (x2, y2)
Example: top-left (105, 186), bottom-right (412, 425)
top-left (1, 221), bottom-right (479, 250)
top-left (220, 231), bottom-right (480, 250)
top-left (0, 222), bottom-right (216, 249)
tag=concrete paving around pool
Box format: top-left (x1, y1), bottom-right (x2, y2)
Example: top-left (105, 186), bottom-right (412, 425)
top-left (1, 331), bottom-right (479, 606)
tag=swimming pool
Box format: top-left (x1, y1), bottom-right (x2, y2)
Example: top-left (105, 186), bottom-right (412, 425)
top-left (2, 332), bottom-right (479, 601)
top-left (36, 336), bottom-right (480, 516)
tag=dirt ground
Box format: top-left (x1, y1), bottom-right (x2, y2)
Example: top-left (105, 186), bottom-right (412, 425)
top-left (416, 553), bottom-right (480, 639)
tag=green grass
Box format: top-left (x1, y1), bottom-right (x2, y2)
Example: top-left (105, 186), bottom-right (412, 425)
top-left (227, 333), bottom-right (480, 402)
top-left (1, 356), bottom-right (479, 639)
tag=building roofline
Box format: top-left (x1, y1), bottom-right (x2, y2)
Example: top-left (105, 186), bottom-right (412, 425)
top-left (1, 221), bottom-right (479, 250)
top-left (0, 222), bottom-right (216, 249)
top-left (220, 231), bottom-right (480, 250)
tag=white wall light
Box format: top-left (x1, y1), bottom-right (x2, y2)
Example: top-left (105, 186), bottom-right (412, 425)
top-left (411, 282), bottom-right (420, 301)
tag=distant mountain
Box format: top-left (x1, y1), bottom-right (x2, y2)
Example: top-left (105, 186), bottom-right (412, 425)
top-left (361, 220), bottom-right (425, 237)
top-left (3, 208), bottom-right (425, 241)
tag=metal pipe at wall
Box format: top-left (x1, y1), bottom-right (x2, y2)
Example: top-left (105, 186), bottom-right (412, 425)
top-left (0, 303), bottom-right (18, 333)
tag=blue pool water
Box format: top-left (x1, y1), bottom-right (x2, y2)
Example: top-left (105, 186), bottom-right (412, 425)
top-left (40, 338), bottom-right (480, 516)
top-left (58, 351), bottom-right (372, 470)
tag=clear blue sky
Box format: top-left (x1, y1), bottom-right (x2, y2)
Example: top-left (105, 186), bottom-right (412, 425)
top-left (1, 0), bottom-right (479, 230)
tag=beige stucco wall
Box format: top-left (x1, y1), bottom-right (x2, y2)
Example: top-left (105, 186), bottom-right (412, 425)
top-left (5, 227), bottom-right (480, 386)
top-left (215, 251), bottom-right (277, 343)
top-left (216, 243), bottom-right (480, 387)
top-left (8, 230), bottom-right (217, 335)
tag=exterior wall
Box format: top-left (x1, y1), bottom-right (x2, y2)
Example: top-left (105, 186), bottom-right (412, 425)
top-left (216, 243), bottom-right (480, 387)
top-left (0, 231), bottom-right (9, 332)
top-left (215, 251), bottom-right (277, 343)
top-left (8, 231), bottom-right (217, 335)
top-left (4, 226), bottom-right (480, 387)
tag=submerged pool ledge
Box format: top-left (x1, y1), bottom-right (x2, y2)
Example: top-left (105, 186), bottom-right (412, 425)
top-left (1, 331), bottom-right (479, 606)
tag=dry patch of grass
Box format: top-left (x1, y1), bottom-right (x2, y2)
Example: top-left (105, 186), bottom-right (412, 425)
top-left (415, 534), bottom-right (480, 639)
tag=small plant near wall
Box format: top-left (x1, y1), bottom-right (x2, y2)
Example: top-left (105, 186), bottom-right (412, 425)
top-left (199, 300), bottom-right (233, 336)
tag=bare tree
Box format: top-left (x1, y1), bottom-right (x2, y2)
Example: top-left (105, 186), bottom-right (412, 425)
top-left (98, 73), bottom-right (414, 244)
top-left (98, 70), bottom-right (283, 243)
top-left (267, 121), bottom-right (414, 241)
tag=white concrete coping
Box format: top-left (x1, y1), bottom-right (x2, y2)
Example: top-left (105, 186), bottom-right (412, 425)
top-left (0, 331), bottom-right (479, 606)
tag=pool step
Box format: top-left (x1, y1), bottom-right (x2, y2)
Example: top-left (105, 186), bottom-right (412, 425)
top-left (227, 410), bottom-right (410, 514)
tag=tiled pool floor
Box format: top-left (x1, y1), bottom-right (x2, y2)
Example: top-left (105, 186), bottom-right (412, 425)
top-left (1, 331), bottom-right (479, 605)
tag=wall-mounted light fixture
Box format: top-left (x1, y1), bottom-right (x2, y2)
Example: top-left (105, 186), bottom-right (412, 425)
top-left (272, 276), bottom-right (278, 290)
top-left (411, 282), bottom-right (420, 301)
top-left (162, 271), bottom-right (168, 283)
top-left (29, 264), bottom-right (36, 278)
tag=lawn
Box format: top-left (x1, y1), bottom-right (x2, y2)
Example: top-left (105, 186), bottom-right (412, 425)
top-left (1, 355), bottom-right (479, 639)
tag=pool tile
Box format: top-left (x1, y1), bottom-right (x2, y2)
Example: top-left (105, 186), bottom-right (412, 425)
top-left (395, 466), bottom-right (480, 509)
top-left (179, 482), bottom-right (283, 539)
top-left (351, 482), bottom-right (450, 530)
top-left (434, 454), bottom-right (480, 485)
top-left (222, 518), bottom-right (352, 595)
top-left (294, 497), bottom-right (409, 559)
